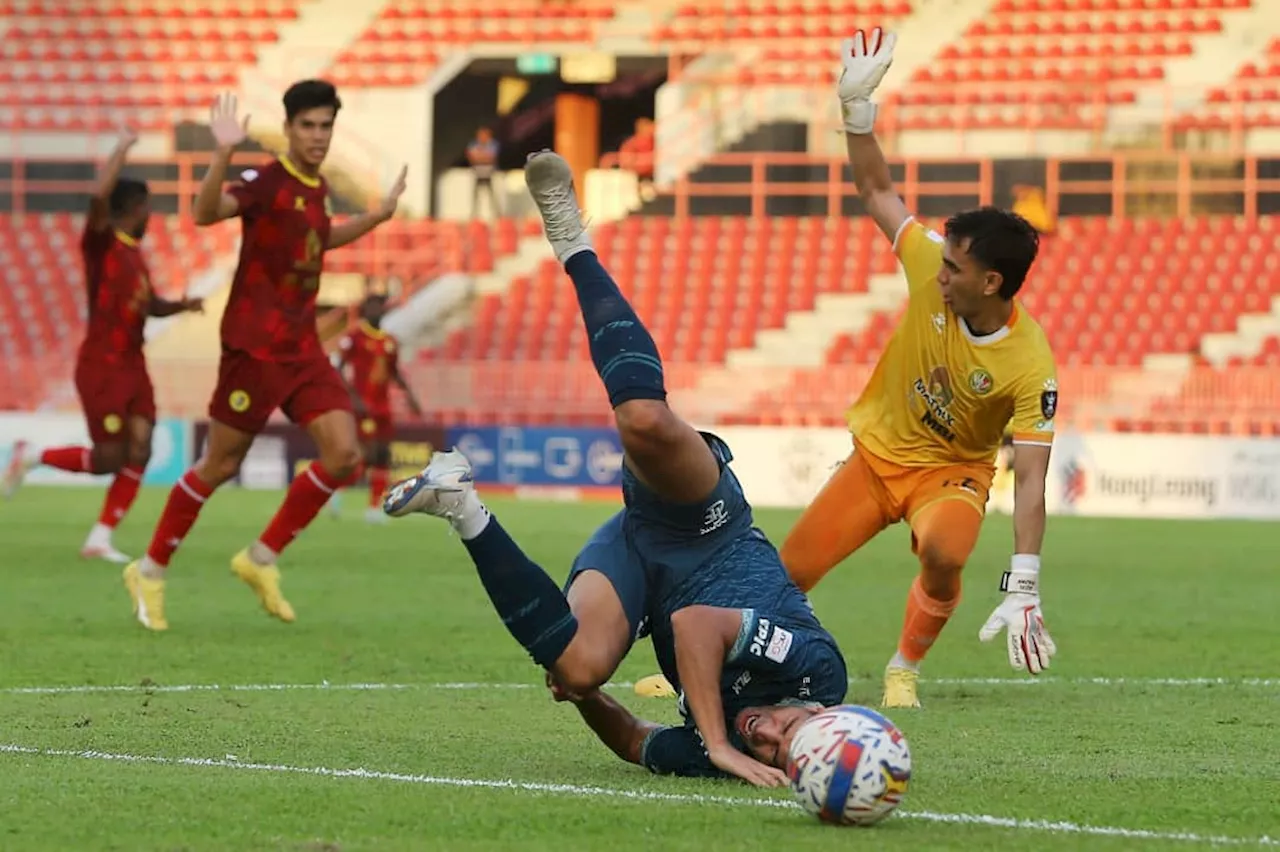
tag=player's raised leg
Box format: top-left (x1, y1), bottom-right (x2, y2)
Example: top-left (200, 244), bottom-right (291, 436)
top-left (524, 150), bottom-right (720, 504)
top-left (383, 452), bottom-right (630, 693)
top-left (780, 448), bottom-right (894, 592)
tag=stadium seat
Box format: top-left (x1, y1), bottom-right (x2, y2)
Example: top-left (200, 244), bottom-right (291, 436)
top-left (0, 0), bottom-right (310, 130)
top-left (328, 0), bottom-right (615, 89)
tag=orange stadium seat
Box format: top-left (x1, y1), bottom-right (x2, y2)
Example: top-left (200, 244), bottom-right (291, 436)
top-left (1177, 37), bottom-right (1280, 130)
top-left (0, 0), bottom-right (310, 131)
top-left (327, 0), bottom-right (614, 89)
top-left (891, 0), bottom-right (1253, 130)
top-left (405, 214), bottom-right (1280, 431)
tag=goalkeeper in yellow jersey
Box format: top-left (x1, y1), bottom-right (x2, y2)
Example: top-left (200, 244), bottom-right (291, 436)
top-left (780, 28), bottom-right (1059, 709)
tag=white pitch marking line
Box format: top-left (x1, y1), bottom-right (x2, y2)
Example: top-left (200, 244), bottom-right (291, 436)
top-left (0, 744), bottom-right (1274, 847)
top-left (2, 676), bottom-right (1278, 696)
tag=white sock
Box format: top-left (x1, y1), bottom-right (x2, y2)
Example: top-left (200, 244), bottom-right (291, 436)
top-left (138, 555), bottom-right (165, 579)
top-left (453, 491), bottom-right (492, 541)
top-left (249, 541), bottom-right (278, 566)
top-left (889, 651), bottom-right (920, 673)
top-left (86, 523), bottom-right (113, 547)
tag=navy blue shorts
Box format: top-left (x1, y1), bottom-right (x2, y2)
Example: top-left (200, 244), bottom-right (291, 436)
top-left (564, 432), bottom-right (756, 652)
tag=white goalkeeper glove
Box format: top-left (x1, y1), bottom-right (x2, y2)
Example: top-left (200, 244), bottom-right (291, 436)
top-left (837, 27), bottom-right (897, 135)
top-left (978, 555), bottom-right (1058, 675)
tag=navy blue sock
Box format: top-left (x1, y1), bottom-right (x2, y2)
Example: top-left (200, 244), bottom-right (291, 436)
top-left (461, 515), bottom-right (578, 668)
top-left (564, 250), bottom-right (666, 408)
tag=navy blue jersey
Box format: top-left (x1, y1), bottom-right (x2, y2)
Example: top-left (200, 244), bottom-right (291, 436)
top-left (566, 433), bottom-right (848, 777)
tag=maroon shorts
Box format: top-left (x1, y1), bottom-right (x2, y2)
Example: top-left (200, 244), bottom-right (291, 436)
top-left (208, 349), bottom-right (352, 434)
top-left (358, 412), bottom-right (394, 443)
top-left (75, 357), bottom-right (155, 443)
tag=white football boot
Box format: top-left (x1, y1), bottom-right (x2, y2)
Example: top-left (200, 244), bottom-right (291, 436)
top-left (524, 150), bottom-right (592, 263)
top-left (382, 449), bottom-right (475, 522)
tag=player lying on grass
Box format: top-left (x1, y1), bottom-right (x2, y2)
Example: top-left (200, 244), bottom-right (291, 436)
top-left (383, 151), bottom-right (848, 786)
top-left (329, 290), bottom-right (422, 524)
top-left (3, 125), bottom-right (203, 562)
top-left (784, 29), bottom-right (1058, 707)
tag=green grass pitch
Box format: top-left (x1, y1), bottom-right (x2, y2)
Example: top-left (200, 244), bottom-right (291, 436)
top-left (1, 486), bottom-right (1278, 851)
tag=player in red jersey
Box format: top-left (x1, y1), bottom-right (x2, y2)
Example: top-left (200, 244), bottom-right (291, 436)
top-left (332, 291), bottom-right (422, 523)
top-left (3, 127), bottom-right (203, 562)
top-left (123, 83), bottom-right (407, 630)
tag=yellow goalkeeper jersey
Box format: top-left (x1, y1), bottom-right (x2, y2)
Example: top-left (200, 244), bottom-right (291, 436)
top-left (846, 218), bottom-right (1058, 469)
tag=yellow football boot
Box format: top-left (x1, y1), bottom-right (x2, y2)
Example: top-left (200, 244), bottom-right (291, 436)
top-left (634, 673), bottom-right (677, 699)
top-left (230, 549), bottom-right (296, 623)
top-left (122, 561), bottom-right (168, 631)
top-left (881, 666), bottom-right (922, 709)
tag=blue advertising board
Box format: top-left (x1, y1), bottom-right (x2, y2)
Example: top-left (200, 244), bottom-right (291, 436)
top-left (445, 426), bottom-right (624, 488)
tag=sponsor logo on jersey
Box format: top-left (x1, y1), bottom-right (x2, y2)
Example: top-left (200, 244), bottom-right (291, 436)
top-left (911, 365), bottom-right (957, 441)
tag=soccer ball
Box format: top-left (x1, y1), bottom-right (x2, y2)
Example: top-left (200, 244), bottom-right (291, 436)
top-left (786, 704), bottom-right (912, 826)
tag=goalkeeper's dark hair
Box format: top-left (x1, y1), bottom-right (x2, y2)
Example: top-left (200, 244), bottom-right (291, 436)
top-left (944, 206), bottom-right (1040, 300)
top-left (283, 79), bottom-right (342, 122)
top-left (108, 178), bottom-right (149, 218)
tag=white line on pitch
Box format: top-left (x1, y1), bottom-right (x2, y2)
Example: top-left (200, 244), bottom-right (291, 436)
top-left (2, 675), bottom-right (1278, 696)
top-left (0, 744), bottom-right (1273, 847)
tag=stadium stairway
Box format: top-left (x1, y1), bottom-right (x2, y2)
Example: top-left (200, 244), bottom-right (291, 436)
top-left (654, 0), bottom-right (991, 179)
top-left (1117, 1), bottom-right (1280, 135)
top-left (1198, 295), bottom-right (1280, 364)
top-left (236, 0), bottom-right (399, 210)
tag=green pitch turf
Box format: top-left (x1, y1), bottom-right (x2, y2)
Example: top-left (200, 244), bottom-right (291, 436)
top-left (1, 486), bottom-right (1277, 851)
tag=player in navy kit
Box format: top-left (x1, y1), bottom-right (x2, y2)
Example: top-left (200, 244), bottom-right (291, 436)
top-left (384, 152), bottom-right (848, 785)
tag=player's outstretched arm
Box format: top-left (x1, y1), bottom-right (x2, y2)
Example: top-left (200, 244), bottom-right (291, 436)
top-left (193, 93), bottom-right (250, 226)
top-left (549, 674), bottom-right (659, 766)
top-left (979, 442), bottom-right (1058, 674)
top-left (838, 29), bottom-right (911, 244)
top-left (87, 126), bottom-right (139, 232)
top-left (671, 605), bottom-right (790, 787)
top-left (327, 165), bottom-right (407, 250)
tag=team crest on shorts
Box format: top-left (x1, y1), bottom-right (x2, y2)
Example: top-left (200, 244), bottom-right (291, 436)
top-left (103, 414), bottom-right (122, 434)
top-left (229, 390), bottom-right (251, 413)
top-left (968, 368), bottom-right (994, 396)
top-left (362, 418), bottom-right (376, 434)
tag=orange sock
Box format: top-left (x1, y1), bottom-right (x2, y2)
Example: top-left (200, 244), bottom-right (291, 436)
top-left (897, 575), bottom-right (960, 665)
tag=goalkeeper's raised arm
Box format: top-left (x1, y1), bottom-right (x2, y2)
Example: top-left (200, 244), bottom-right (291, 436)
top-left (839, 28), bottom-right (911, 245)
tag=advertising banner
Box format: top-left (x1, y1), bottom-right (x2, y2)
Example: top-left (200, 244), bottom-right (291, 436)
top-left (192, 421), bottom-right (447, 489)
top-left (445, 426), bottom-right (625, 491)
top-left (0, 413), bottom-right (190, 487)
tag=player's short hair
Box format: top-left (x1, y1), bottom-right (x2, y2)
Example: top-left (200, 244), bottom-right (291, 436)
top-left (108, 178), bottom-right (149, 218)
top-left (944, 206), bottom-right (1040, 300)
top-left (283, 79), bottom-right (342, 122)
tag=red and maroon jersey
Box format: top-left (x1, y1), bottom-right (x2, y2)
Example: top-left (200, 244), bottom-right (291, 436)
top-left (338, 322), bottom-right (399, 416)
top-left (80, 222), bottom-right (152, 364)
top-left (222, 158), bottom-right (332, 361)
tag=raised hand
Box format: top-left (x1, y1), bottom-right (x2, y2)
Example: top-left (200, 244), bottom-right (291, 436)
top-left (115, 124), bottom-right (139, 152)
top-left (377, 165), bottom-right (408, 219)
top-left (209, 92), bottom-right (249, 150)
